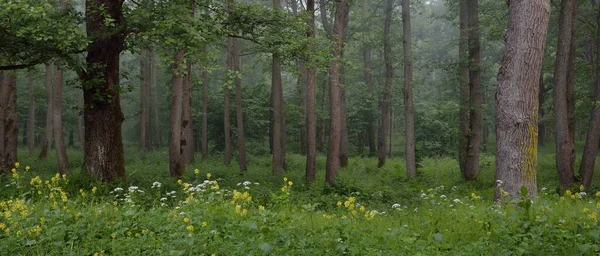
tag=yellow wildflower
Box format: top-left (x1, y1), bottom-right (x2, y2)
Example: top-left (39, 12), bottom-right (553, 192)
top-left (110, 233), bottom-right (117, 239)
top-left (92, 187), bottom-right (97, 194)
top-left (142, 229), bottom-right (149, 235)
top-left (288, 181), bottom-right (293, 186)
top-left (25, 166), bottom-right (30, 171)
top-left (206, 173), bottom-right (212, 179)
top-left (183, 217), bottom-right (190, 223)
top-left (14, 162), bottom-right (19, 168)
top-left (202, 221), bottom-right (207, 228)
top-left (186, 225), bottom-right (195, 232)
top-left (258, 205), bottom-right (265, 211)
top-left (194, 169), bottom-right (200, 175)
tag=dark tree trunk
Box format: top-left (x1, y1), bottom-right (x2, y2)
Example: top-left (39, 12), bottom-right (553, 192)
top-left (234, 38), bottom-right (247, 172)
top-left (363, 48), bottom-right (377, 156)
top-left (378, 0), bottom-right (393, 168)
top-left (82, 0), bottom-right (126, 181)
top-left (578, 4), bottom-right (600, 189)
top-left (169, 50), bottom-right (185, 177)
top-left (272, 0), bottom-right (285, 174)
top-left (305, 0), bottom-right (317, 183)
top-left (402, 0), bottom-right (417, 178)
top-left (566, 3), bottom-right (577, 142)
top-left (183, 62), bottom-right (195, 164)
top-left (464, 0), bottom-right (482, 180)
top-left (458, 0), bottom-right (469, 175)
top-left (27, 72), bottom-right (36, 156)
top-left (201, 47), bottom-right (209, 161)
top-left (53, 64), bottom-right (70, 173)
top-left (0, 71), bottom-right (17, 173)
top-left (339, 4), bottom-right (350, 168)
top-left (494, 0), bottom-right (550, 200)
top-left (553, 0), bottom-right (577, 189)
top-left (39, 64), bottom-right (54, 159)
top-left (325, 0), bottom-right (348, 185)
top-left (140, 50), bottom-right (152, 152)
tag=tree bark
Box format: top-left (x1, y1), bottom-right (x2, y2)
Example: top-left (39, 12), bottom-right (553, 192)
top-left (458, 0), bottom-right (469, 175)
top-left (81, 0), bottom-right (126, 181)
top-left (402, 0), bottom-right (417, 178)
top-left (363, 48), bottom-right (377, 156)
top-left (201, 47), bottom-right (209, 161)
top-left (169, 50), bottom-right (186, 177)
top-left (0, 71), bottom-right (17, 173)
top-left (53, 64), bottom-right (70, 173)
top-left (272, 0), bottom-right (285, 174)
top-left (325, 0), bottom-right (348, 185)
top-left (378, 0), bottom-right (394, 168)
top-left (553, 0), bottom-right (577, 189)
top-left (339, 4), bottom-right (350, 168)
top-left (182, 62), bottom-right (195, 164)
top-left (464, 0), bottom-right (482, 180)
top-left (151, 51), bottom-right (161, 148)
top-left (39, 64), bottom-right (54, 159)
top-left (305, 0), bottom-right (317, 183)
top-left (578, 4), bottom-right (600, 189)
top-left (494, 0), bottom-right (549, 200)
top-left (234, 38), bottom-right (247, 173)
top-left (140, 50), bottom-right (152, 152)
top-left (27, 72), bottom-right (36, 156)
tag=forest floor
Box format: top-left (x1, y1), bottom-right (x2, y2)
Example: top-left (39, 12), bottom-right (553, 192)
top-left (1, 146), bottom-right (600, 255)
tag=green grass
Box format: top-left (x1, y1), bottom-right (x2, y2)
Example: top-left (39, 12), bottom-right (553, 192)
top-left (2, 146), bottom-right (600, 255)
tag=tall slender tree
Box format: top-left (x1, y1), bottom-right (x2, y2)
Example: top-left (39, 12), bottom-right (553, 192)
top-left (234, 37), bottom-right (247, 172)
top-left (201, 47), bottom-right (209, 161)
top-left (39, 64), bottom-right (53, 159)
top-left (494, 0), bottom-right (550, 200)
top-left (169, 50), bottom-right (186, 177)
top-left (458, 0), bottom-right (469, 174)
top-left (378, 0), bottom-right (394, 168)
top-left (363, 48), bottom-right (377, 156)
top-left (305, 0), bottom-right (317, 183)
top-left (27, 72), bottom-right (36, 156)
top-left (151, 52), bottom-right (161, 148)
top-left (183, 62), bottom-right (195, 164)
top-left (553, 0), bottom-right (577, 189)
top-left (402, 0), bottom-right (417, 178)
top-left (272, 0), bottom-right (285, 174)
top-left (140, 50), bottom-right (152, 152)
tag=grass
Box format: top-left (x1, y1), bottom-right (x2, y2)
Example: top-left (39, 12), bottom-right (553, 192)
top-left (1, 146), bottom-right (600, 255)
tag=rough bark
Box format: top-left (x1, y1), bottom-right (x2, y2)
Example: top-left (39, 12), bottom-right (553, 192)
top-left (224, 38), bottom-right (233, 166)
top-left (169, 50), bottom-right (186, 177)
top-left (272, 0), bottom-right (285, 174)
top-left (566, 3), bottom-right (577, 142)
top-left (464, 0), bottom-right (482, 180)
top-left (305, 0), bottom-right (317, 183)
top-left (39, 64), bottom-right (54, 159)
top-left (363, 48), bottom-right (377, 156)
top-left (0, 71), bottom-right (17, 173)
top-left (234, 38), bottom-right (247, 173)
top-left (339, 4), bottom-right (350, 168)
top-left (578, 4), bottom-right (600, 189)
top-left (402, 0), bottom-right (417, 178)
top-left (53, 64), bottom-right (70, 173)
top-left (140, 50), bottom-right (152, 152)
top-left (201, 47), bottom-right (209, 161)
top-left (458, 0), bottom-right (469, 174)
top-left (378, 0), bottom-right (393, 168)
top-left (494, 0), bottom-right (549, 200)
top-left (553, 0), bottom-right (577, 189)
top-left (182, 62), bottom-right (195, 164)
top-left (151, 52), bottom-right (161, 148)
top-left (27, 72), bottom-right (36, 156)
top-left (81, 0), bottom-right (126, 181)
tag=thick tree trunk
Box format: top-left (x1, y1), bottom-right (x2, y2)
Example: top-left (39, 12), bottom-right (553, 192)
top-left (53, 65), bottom-right (70, 173)
top-left (338, 2), bottom-right (350, 168)
top-left (182, 62), bottom-right (195, 164)
top-left (201, 48), bottom-right (209, 161)
top-left (494, 0), bottom-right (549, 200)
top-left (363, 49), bottom-right (377, 156)
top-left (458, 0), bottom-right (469, 175)
top-left (39, 64), bottom-right (54, 159)
top-left (151, 52), bottom-right (161, 148)
top-left (402, 0), bottom-right (417, 178)
top-left (464, 0), bottom-right (482, 180)
top-left (553, 0), bottom-right (577, 189)
top-left (566, 3), bottom-right (577, 142)
top-left (140, 50), bottom-right (152, 152)
top-left (82, 0), bottom-right (126, 181)
top-left (0, 71), bottom-right (17, 173)
top-left (305, 0), bottom-right (317, 183)
top-left (27, 73), bottom-right (36, 156)
top-left (169, 50), bottom-right (185, 177)
top-left (325, 0), bottom-right (348, 185)
top-left (378, 0), bottom-right (393, 168)
top-left (578, 5), bottom-right (600, 189)
top-left (234, 38), bottom-right (247, 172)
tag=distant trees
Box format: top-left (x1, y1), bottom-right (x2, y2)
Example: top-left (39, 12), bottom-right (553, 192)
top-left (494, 0), bottom-right (550, 200)
top-left (378, 0), bottom-right (394, 168)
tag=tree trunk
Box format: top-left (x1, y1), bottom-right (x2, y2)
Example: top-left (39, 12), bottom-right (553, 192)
top-left (319, 74), bottom-right (327, 152)
top-left (224, 39), bottom-right (234, 166)
top-left (378, 0), bottom-right (393, 168)
top-left (325, 0), bottom-right (348, 185)
top-left (538, 74), bottom-right (546, 146)
top-left (402, 0), bottom-right (417, 178)
top-left (201, 47), bottom-right (209, 161)
top-left (464, 0), bottom-right (482, 180)
top-left (82, 0), bottom-right (127, 181)
top-left (53, 64), bottom-right (70, 173)
top-left (140, 50), bottom-right (152, 152)
top-left (182, 62), bottom-right (195, 164)
top-left (78, 96), bottom-right (84, 147)
top-left (272, 0), bottom-right (285, 174)
top-left (566, 3), bottom-right (577, 142)
top-left (494, 0), bottom-right (549, 200)
top-left (339, 5), bottom-right (350, 168)
top-left (578, 4), bottom-right (600, 189)
top-left (169, 50), bottom-right (186, 177)
top-left (458, 0), bottom-right (469, 175)
top-left (389, 107), bottom-right (393, 158)
top-left (553, 0), bottom-right (577, 189)
top-left (234, 38), bottom-right (247, 173)
top-left (151, 52), bottom-right (161, 148)
top-left (0, 71), bottom-right (17, 173)
top-left (39, 64), bottom-right (54, 159)
top-left (305, 0), bottom-right (317, 183)
top-left (27, 72), bottom-right (36, 156)
top-left (363, 48), bottom-right (377, 156)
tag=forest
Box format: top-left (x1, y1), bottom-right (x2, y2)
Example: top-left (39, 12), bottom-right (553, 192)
top-left (1, 0), bottom-right (600, 254)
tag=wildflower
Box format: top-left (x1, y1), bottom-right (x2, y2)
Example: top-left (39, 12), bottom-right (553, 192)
top-left (92, 187), bottom-right (97, 194)
top-left (113, 187), bottom-right (123, 192)
top-left (596, 191), bottom-right (600, 197)
top-left (283, 177), bottom-right (288, 182)
top-left (202, 221), bottom-right (207, 228)
top-left (495, 180), bottom-right (504, 187)
top-left (14, 162), bottom-right (20, 168)
top-left (453, 199), bottom-right (462, 204)
top-left (25, 166), bottom-right (30, 171)
top-left (566, 190), bottom-right (572, 196)
top-left (183, 217), bottom-right (190, 223)
top-left (471, 192), bottom-right (481, 200)
top-left (288, 181), bottom-right (293, 186)
top-left (194, 169), bottom-right (200, 175)
top-left (578, 192), bottom-right (587, 199)
top-left (392, 203), bottom-right (401, 209)
top-left (206, 173), bottom-right (212, 179)
top-left (110, 233), bottom-right (117, 239)
top-left (151, 182), bottom-right (162, 189)
top-left (258, 205), bottom-right (265, 211)
top-left (243, 181), bottom-right (251, 186)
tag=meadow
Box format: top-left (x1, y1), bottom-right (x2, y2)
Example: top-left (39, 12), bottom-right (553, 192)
top-left (1, 147), bottom-right (600, 255)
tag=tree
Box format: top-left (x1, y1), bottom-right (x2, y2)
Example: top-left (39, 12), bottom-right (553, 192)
top-left (201, 47), bottom-right (209, 161)
top-left (402, 0), bottom-right (417, 178)
top-left (53, 0), bottom-right (71, 173)
top-left (458, 0), bottom-right (469, 173)
top-left (553, 0), bottom-right (577, 189)
top-left (578, 3), bottom-right (600, 189)
top-left (140, 50), bottom-right (152, 152)
top-left (151, 52), bottom-right (161, 148)
top-left (81, 0), bottom-right (127, 181)
top-left (363, 47), bottom-right (377, 156)
top-left (27, 72), bottom-right (36, 156)
top-left (305, 0), bottom-right (317, 183)
top-left (272, 0), bottom-right (285, 174)
top-left (39, 64), bottom-right (54, 159)
top-left (494, 0), bottom-right (550, 200)
top-left (325, 0), bottom-right (348, 185)
top-left (0, 71), bottom-right (17, 173)
top-left (169, 50), bottom-right (186, 177)
top-left (234, 36), bottom-right (247, 172)
top-left (378, 0), bottom-right (394, 168)
top-left (183, 61), bottom-right (195, 164)
top-left (463, 0), bottom-right (482, 180)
